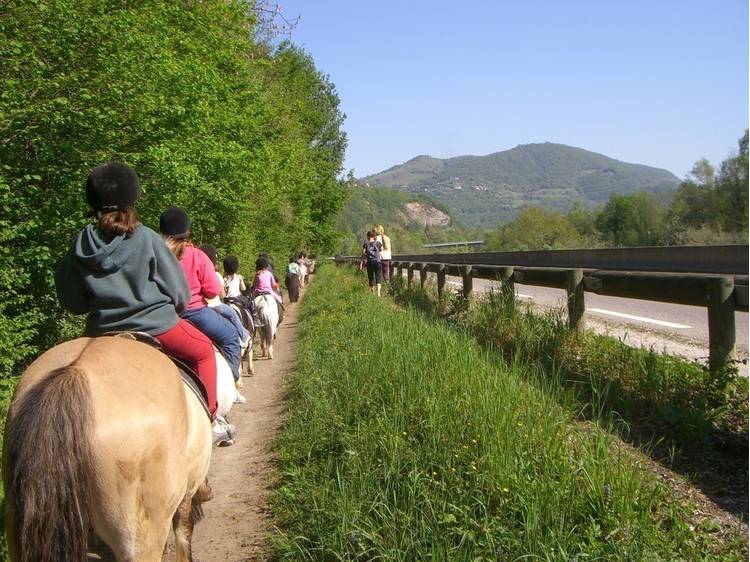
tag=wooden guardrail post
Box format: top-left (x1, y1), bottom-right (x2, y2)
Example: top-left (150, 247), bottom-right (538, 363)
top-left (437, 265), bottom-right (446, 298)
top-left (462, 265), bottom-right (473, 299)
top-left (708, 275), bottom-right (736, 374)
top-left (500, 266), bottom-right (514, 299)
top-left (407, 263), bottom-right (414, 286)
top-left (566, 269), bottom-right (585, 331)
top-left (419, 264), bottom-right (427, 288)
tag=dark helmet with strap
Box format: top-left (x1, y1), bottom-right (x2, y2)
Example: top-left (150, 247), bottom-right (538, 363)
top-left (159, 206), bottom-right (190, 240)
top-left (199, 244), bottom-right (218, 266)
top-left (86, 162), bottom-right (141, 212)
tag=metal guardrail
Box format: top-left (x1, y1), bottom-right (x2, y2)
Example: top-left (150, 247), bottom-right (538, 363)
top-left (335, 245), bottom-right (749, 373)
top-left (393, 244), bottom-right (749, 275)
top-left (423, 240), bottom-right (485, 248)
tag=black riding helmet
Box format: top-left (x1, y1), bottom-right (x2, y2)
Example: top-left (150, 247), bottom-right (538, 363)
top-left (86, 162), bottom-right (141, 212)
top-left (199, 244), bottom-right (218, 266)
top-left (159, 206), bottom-right (190, 239)
top-left (223, 255), bottom-right (239, 275)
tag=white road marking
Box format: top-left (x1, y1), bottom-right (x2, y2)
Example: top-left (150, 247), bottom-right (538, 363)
top-left (586, 308), bottom-right (691, 329)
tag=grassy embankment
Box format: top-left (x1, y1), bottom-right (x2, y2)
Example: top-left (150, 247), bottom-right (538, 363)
top-left (389, 273), bottom-right (748, 492)
top-left (270, 264), bottom-right (746, 560)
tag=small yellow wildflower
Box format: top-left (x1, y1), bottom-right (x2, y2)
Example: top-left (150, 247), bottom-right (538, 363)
top-left (502, 487), bottom-right (509, 493)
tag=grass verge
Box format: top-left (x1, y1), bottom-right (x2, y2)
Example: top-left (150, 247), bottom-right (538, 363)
top-left (270, 264), bottom-right (746, 560)
top-left (390, 275), bottom-right (748, 524)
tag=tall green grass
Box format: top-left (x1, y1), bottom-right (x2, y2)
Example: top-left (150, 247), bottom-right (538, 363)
top-left (271, 265), bottom-right (745, 560)
top-left (391, 275), bottom-right (748, 443)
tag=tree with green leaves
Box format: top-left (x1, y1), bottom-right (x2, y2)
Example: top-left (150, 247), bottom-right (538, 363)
top-left (595, 192), bottom-right (667, 247)
top-left (486, 207), bottom-right (583, 251)
top-left (0, 0), bottom-right (347, 385)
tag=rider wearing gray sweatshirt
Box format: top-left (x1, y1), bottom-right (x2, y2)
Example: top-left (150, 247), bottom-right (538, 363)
top-left (56, 222), bottom-right (190, 336)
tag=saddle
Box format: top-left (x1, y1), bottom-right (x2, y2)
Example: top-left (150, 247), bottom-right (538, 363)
top-left (103, 332), bottom-right (211, 419)
top-left (225, 296), bottom-right (259, 331)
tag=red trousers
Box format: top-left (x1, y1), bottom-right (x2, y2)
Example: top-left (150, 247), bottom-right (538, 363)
top-left (155, 319), bottom-right (218, 418)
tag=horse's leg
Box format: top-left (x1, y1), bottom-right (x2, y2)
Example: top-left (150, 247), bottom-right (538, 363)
top-left (172, 493), bottom-right (193, 562)
top-left (173, 480), bottom-right (212, 562)
top-left (246, 332), bottom-right (255, 375)
top-left (236, 342), bottom-right (246, 388)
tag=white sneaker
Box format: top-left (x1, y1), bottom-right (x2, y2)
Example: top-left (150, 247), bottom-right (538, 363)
top-left (234, 392), bottom-right (246, 404)
top-left (212, 417), bottom-right (237, 447)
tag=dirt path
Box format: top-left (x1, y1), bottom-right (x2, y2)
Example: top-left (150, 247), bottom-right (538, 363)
top-left (192, 287), bottom-right (304, 562)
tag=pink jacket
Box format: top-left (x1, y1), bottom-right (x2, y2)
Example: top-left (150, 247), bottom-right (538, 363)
top-left (254, 269), bottom-right (282, 304)
top-left (180, 244), bottom-right (221, 310)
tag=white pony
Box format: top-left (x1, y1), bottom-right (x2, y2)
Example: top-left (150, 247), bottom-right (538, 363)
top-left (254, 293), bottom-right (279, 359)
top-left (215, 350), bottom-right (241, 419)
top-left (226, 301), bottom-right (255, 378)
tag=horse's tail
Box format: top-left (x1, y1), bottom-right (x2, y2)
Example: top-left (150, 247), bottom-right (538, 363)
top-left (4, 365), bottom-right (96, 562)
top-left (257, 295), bottom-right (276, 347)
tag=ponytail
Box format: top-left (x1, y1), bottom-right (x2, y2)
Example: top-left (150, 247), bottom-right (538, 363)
top-left (97, 207), bottom-right (139, 238)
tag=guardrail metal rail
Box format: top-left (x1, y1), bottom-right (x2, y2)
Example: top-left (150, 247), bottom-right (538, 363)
top-left (335, 245), bottom-right (749, 374)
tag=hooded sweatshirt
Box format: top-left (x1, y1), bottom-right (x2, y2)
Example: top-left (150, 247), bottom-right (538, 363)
top-left (55, 223), bottom-right (190, 335)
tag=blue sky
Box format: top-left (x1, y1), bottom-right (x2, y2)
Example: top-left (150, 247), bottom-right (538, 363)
top-left (277, 0), bottom-right (748, 178)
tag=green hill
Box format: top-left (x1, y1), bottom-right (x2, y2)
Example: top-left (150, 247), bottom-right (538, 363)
top-left (361, 143), bottom-right (680, 228)
top-left (336, 185), bottom-right (474, 255)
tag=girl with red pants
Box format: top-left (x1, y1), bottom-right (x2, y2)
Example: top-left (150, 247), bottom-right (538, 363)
top-left (55, 162), bottom-right (235, 445)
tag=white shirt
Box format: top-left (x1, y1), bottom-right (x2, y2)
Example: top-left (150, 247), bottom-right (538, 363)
top-left (206, 271), bottom-right (224, 307)
top-left (378, 234), bottom-right (392, 260)
top-left (224, 273), bottom-right (245, 298)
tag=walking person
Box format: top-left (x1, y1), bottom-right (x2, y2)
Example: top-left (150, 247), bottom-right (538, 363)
top-left (374, 224), bottom-right (392, 282)
top-left (159, 206), bottom-right (243, 388)
top-left (55, 163), bottom-right (235, 444)
top-left (286, 257), bottom-right (301, 303)
top-left (297, 253), bottom-right (308, 286)
top-left (362, 230), bottom-right (383, 297)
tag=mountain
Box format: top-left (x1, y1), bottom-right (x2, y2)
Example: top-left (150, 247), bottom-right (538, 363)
top-left (361, 143), bottom-right (680, 228)
top-left (336, 185), bottom-right (474, 255)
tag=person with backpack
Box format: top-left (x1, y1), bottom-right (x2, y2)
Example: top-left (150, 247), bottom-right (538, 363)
top-left (362, 230), bottom-right (383, 297)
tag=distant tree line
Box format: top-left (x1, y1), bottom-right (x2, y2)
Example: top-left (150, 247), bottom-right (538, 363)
top-left (486, 132), bottom-right (748, 251)
top-left (0, 1), bottom-right (347, 382)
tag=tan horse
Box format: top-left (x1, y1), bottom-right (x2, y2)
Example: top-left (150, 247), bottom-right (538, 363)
top-left (3, 336), bottom-right (212, 562)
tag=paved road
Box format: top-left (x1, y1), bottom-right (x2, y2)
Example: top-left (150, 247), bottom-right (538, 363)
top-left (440, 275), bottom-right (749, 374)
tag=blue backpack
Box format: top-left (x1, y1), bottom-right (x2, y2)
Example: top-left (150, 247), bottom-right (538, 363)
top-left (365, 240), bottom-right (381, 263)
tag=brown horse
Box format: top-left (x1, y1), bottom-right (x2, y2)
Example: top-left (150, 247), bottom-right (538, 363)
top-left (2, 336), bottom-right (213, 562)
